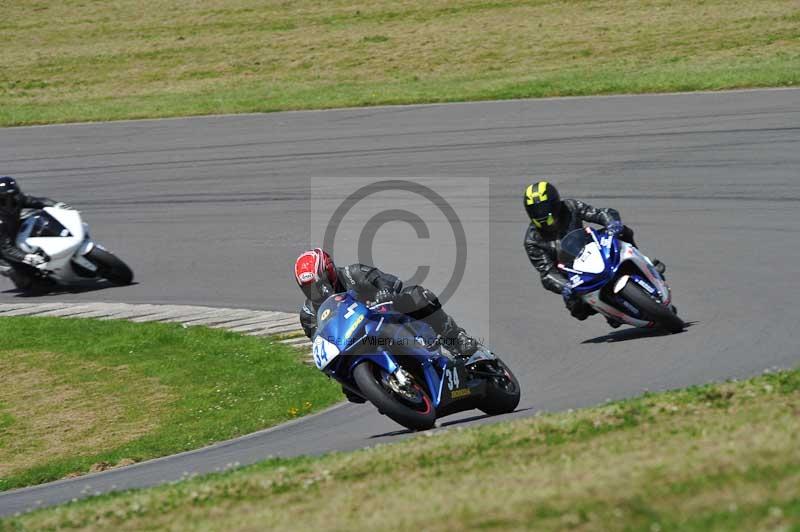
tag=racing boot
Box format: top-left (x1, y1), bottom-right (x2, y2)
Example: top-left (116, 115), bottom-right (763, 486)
top-left (606, 316), bottom-right (622, 329)
top-left (652, 259), bottom-right (666, 276)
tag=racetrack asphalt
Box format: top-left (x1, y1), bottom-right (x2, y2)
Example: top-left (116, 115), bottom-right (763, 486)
top-left (1, 88), bottom-right (799, 516)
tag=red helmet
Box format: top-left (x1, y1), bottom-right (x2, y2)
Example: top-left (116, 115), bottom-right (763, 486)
top-left (294, 248), bottom-right (338, 303)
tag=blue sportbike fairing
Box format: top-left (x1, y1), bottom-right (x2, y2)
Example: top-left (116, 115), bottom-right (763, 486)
top-left (311, 291), bottom-right (491, 416)
top-left (557, 227), bottom-right (673, 328)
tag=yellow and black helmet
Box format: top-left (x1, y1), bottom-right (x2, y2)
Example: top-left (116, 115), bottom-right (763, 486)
top-left (524, 181), bottom-right (562, 229)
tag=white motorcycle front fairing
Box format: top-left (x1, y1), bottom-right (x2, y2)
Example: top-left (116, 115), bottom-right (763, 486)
top-left (16, 207), bottom-right (99, 284)
top-left (580, 241), bottom-right (671, 328)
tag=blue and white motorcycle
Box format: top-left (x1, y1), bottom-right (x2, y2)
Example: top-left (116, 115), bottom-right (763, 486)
top-left (558, 227), bottom-right (684, 333)
top-left (312, 291), bottom-right (520, 431)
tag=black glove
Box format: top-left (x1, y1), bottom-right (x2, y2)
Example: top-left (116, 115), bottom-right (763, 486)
top-left (606, 220), bottom-right (623, 237)
top-left (561, 285), bottom-right (589, 319)
top-left (373, 288), bottom-right (394, 305)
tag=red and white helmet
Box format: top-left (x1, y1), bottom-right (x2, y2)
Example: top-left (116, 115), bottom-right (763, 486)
top-left (294, 248), bottom-right (338, 303)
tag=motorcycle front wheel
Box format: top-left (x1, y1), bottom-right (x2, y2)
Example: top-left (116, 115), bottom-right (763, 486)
top-left (621, 283), bottom-right (684, 333)
top-left (86, 247), bottom-right (134, 286)
top-left (353, 361), bottom-right (436, 431)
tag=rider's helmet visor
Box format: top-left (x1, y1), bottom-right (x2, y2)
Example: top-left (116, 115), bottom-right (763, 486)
top-left (529, 201), bottom-right (556, 228)
top-left (528, 201), bottom-right (555, 227)
top-left (301, 278), bottom-right (335, 304)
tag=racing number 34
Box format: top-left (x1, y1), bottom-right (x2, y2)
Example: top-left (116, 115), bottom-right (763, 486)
top-left (445, 368), bottom-right (460, 390)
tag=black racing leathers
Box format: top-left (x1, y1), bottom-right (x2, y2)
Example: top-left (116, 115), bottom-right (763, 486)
top-left (0, 194), bottom-right (56, 264)
top-left (300, 263), bottom-right (401, 338)
top-left (299, 263), bottom-right (465, 346)
top-left (524, 199), bottom-right (625, 294)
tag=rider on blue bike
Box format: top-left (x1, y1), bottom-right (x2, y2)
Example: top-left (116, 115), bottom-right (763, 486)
top-left (523, 180), bottom-right (665, 327)
top-left (294, 248), bottom-right (479, 359)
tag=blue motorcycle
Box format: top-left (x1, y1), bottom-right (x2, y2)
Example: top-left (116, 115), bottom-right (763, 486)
top-left (311, 291), bottom-right (520, 431)
top-left (558, 227), bottom-right (684, 333)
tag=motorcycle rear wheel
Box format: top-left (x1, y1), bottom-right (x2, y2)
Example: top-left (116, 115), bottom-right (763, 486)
top-left (621, 283), bottom-right (684, 333)
top-left (86, 247), bottom-right (134, 286)
top-left (353, 361), bottom-right (436, 431)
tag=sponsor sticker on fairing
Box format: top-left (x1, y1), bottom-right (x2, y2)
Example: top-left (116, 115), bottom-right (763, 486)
top-left (636, 278), bottom-right (656, 294)
top-left (451, 388), bottom-right (471, 399)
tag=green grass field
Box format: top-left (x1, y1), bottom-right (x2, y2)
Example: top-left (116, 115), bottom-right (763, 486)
top-left (0, 317), bottom-right (340, 492)
top-left (4, 367), bottom-right (798, 531)
top-left (2, 0), bottom-right (799, 126)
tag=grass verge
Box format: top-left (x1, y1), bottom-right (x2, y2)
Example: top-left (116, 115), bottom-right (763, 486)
top-left (0, 317), bottom-right (340, 492)
top-left (2, 0), bottom-right (800, 126)
top-left (4, 367), bottom-right (798, 530)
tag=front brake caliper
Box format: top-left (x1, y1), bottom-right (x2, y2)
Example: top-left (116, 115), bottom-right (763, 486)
top-left (384, 368), bottom-right (417, 399)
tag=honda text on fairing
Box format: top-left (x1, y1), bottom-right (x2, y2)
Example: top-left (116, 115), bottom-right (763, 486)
top-left (15, 205), bottom-right (133, 288)
top-left (557, 226), bottom-right (683, 333)
top-left (312, 291), bottom-right (520, 431)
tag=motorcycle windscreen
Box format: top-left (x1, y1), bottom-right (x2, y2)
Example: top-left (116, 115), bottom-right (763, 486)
top-left (558, 229), bottom-right (605, 274)
top-left (20, 212), bottom-right (71, 238)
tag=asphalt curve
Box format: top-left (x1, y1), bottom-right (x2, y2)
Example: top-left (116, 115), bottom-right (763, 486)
top-left (2, 89), bottom-right (799, 516)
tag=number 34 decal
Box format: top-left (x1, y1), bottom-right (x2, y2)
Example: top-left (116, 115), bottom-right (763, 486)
top-left (445, 368), bottom-right (460, 390)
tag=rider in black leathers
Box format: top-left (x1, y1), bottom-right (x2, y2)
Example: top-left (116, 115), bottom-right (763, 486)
top-left (523, 181), bottom-right (663, 325)
top-left (0, 176), bottom-right (59, 290)
top-left (295, 249), bottom-right (478, 356)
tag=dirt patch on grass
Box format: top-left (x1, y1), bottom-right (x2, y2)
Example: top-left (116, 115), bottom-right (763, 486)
top-left (0, 351), bottom-right (173, 478)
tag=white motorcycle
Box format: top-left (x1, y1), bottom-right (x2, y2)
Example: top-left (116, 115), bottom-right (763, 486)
top-left (6, 205), bottom-right (133, 290)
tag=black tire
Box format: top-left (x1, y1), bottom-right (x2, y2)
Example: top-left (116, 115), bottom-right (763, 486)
top-left (479, 358), bottom-right (521, 416)
top-left (621, 283), bottom-right (684, 333)
top-left (86, 247), bottom-right (134, 286)
top-left (352, 361), bottom-right (436, 431)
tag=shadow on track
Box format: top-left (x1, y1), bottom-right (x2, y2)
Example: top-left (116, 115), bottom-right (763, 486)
top-left (582, 321), bottom-right (697, 344)
top-left (2, 280), bottom-right (138, 298)
top-left (368, 408), bottom-right (534, 438)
